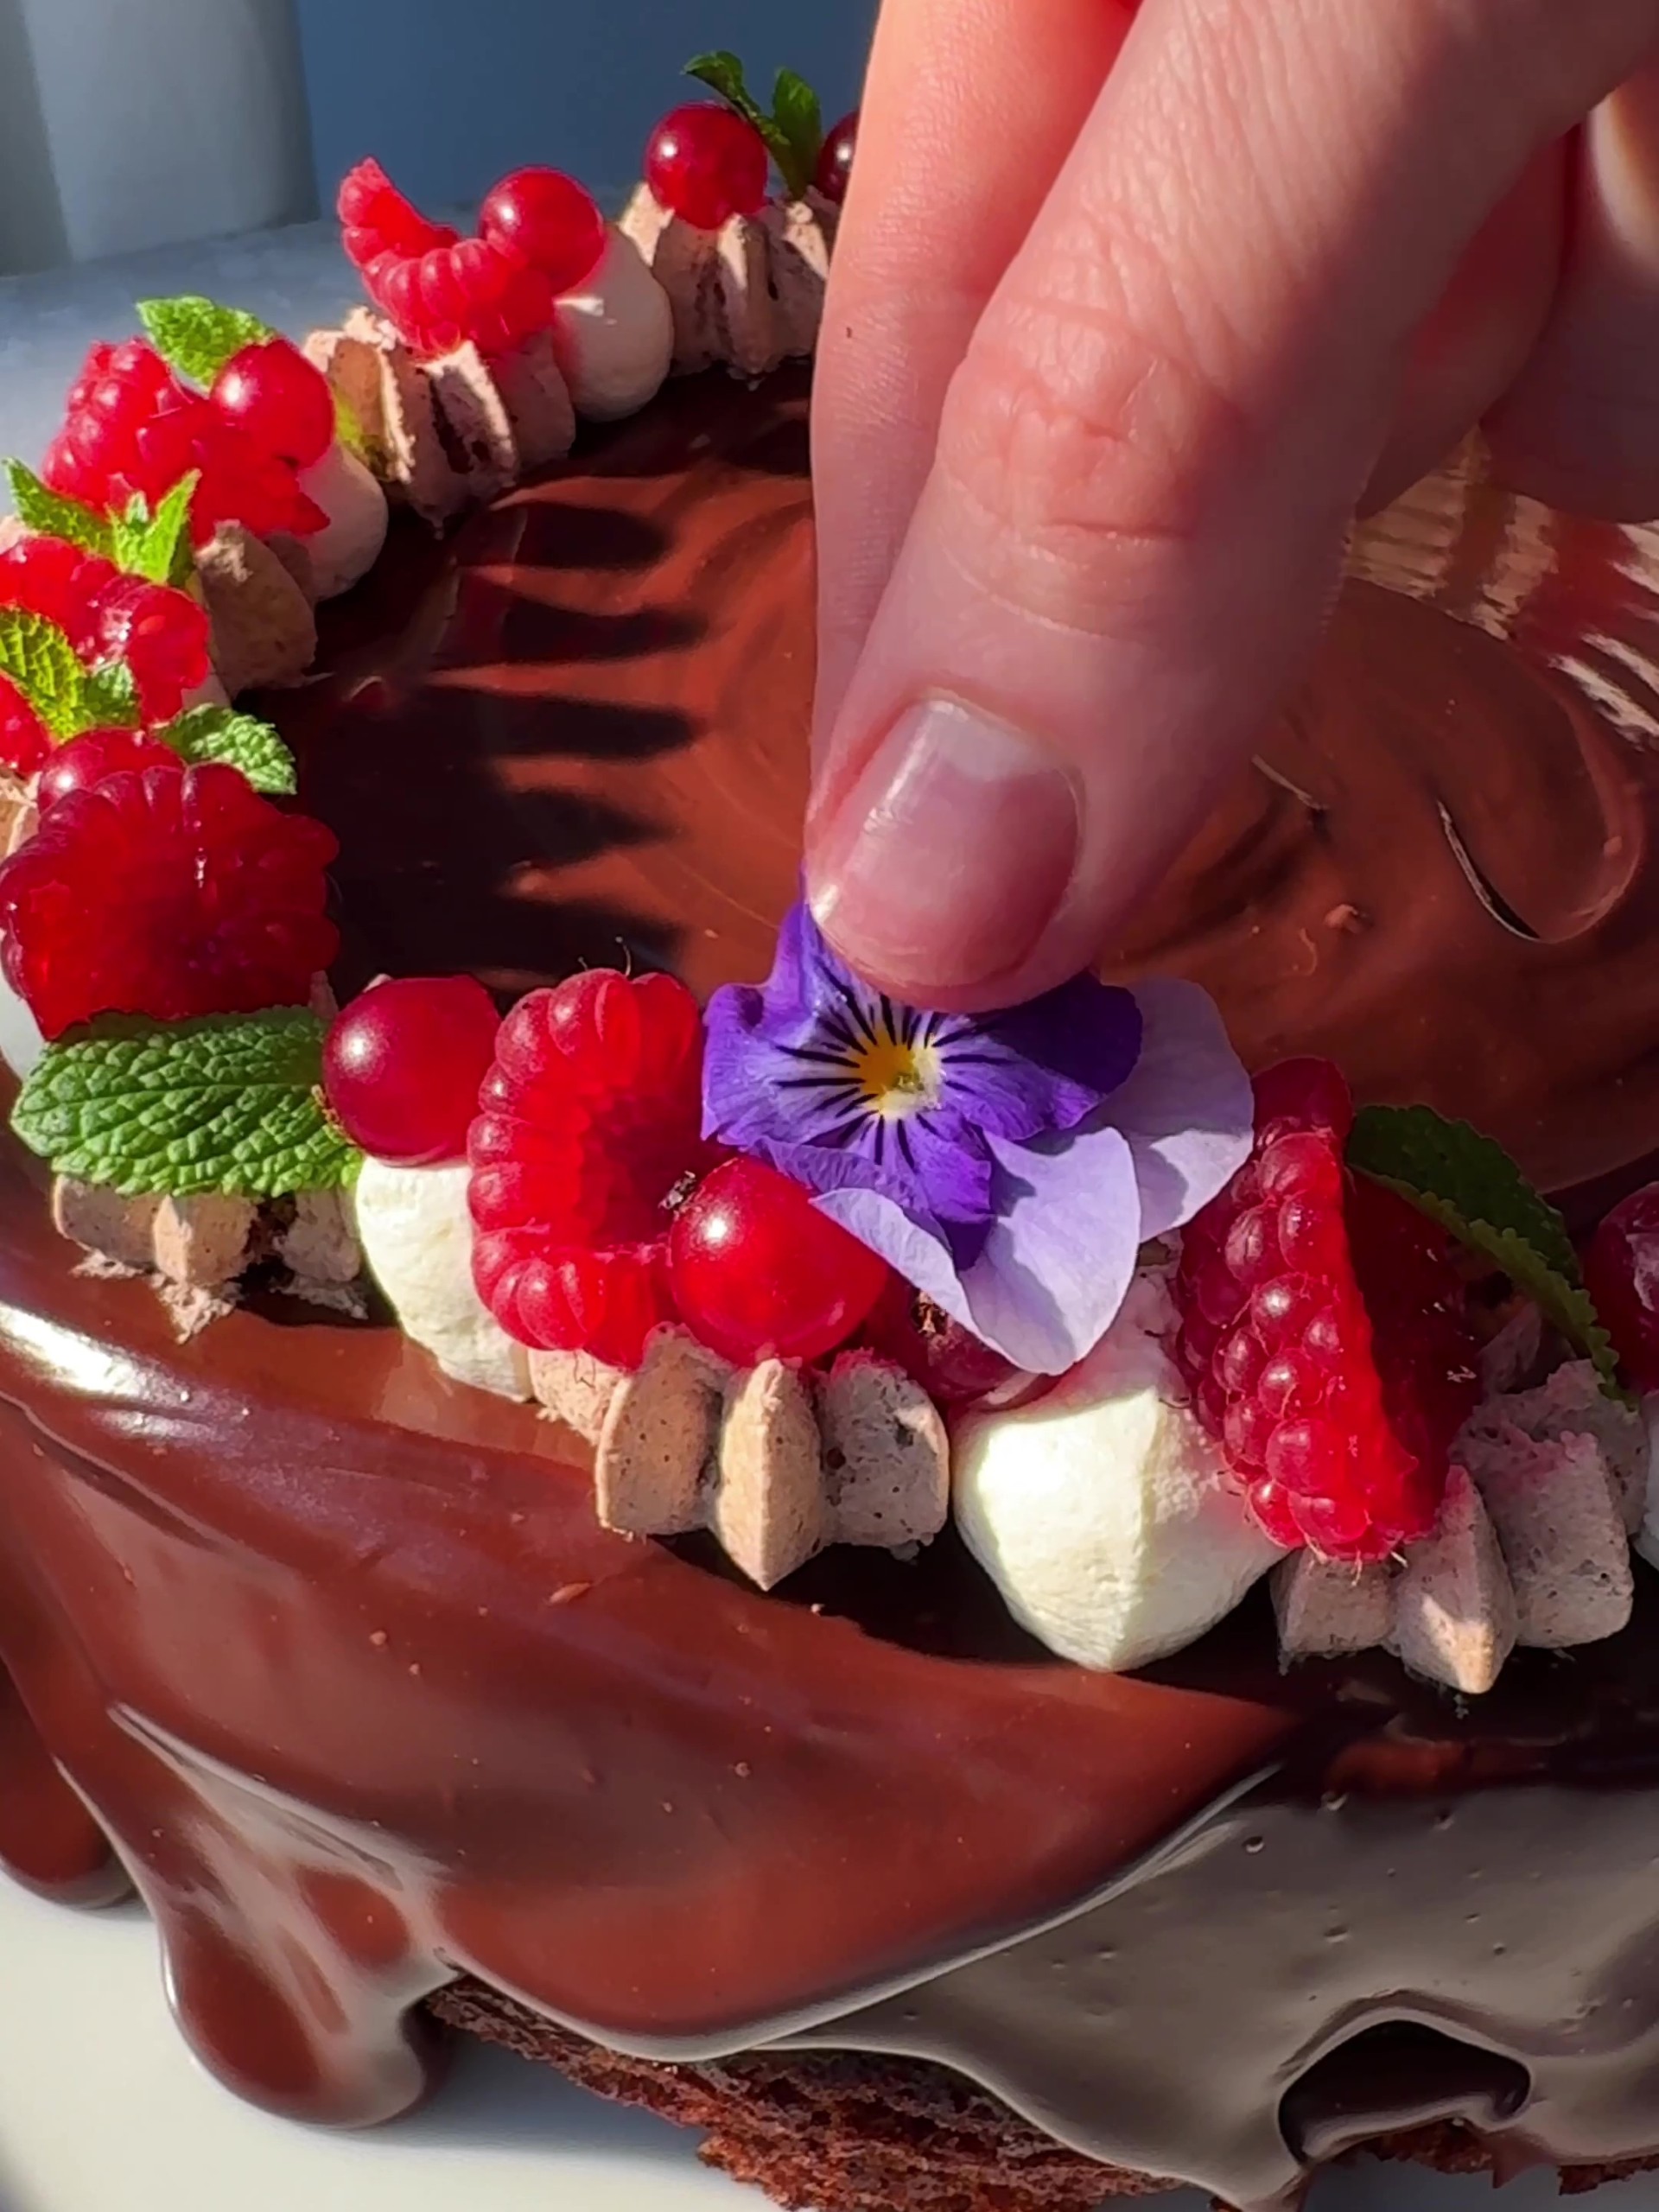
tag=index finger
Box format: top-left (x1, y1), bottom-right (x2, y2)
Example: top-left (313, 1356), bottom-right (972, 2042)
top-left (813, 0), bottom-right (1135, 743)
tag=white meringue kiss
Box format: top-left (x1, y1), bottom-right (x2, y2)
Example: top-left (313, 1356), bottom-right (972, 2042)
top-left (552, 229), bottom-right (674, 423)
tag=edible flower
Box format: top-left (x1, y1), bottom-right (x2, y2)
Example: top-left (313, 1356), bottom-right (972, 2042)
top-left (702, 903), bottom-right (1253, 1373)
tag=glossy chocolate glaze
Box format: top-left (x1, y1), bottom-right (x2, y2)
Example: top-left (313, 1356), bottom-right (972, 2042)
top-left (6, 368), bottom-right (1659, 2199)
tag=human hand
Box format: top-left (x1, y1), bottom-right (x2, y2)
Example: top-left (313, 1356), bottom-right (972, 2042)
top-left (805, 0), bottom-right (1659, 1009)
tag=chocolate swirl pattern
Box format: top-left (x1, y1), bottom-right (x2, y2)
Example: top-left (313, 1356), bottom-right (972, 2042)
top-left (5, 368), bottom-right (1659, 2200)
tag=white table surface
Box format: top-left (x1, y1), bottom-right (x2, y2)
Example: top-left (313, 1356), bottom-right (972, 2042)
top-left (0, 227), bottom-right (1656, 2212)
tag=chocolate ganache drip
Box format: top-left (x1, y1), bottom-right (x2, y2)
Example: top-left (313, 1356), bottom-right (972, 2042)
top-left (4, 369), bottom-right (1659, 2201)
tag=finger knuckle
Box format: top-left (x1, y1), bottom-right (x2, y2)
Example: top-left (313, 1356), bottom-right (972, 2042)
top-left (933, 257), bottom-right (1251, 626)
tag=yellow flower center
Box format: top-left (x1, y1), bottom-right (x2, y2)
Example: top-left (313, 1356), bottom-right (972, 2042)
top-left (849, 1023), bottom-right (940, 1119)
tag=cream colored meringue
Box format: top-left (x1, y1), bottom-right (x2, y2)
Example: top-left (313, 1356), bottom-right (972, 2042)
top-left (952, 1273), bottom-right (1285, 1672)
top-left (353, 1157), bottom-right (531, 1401)
top-left (296, 441), bottom-right (390, 600)
top-left (552, 227), bottom-right (675, 419)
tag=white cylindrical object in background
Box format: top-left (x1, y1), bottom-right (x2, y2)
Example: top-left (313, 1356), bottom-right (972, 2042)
top-left (13, 0), bottom-right (315, 266)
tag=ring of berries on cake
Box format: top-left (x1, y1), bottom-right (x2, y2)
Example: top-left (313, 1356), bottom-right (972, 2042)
top-left (0, 48), bottom-right (1653, 1696)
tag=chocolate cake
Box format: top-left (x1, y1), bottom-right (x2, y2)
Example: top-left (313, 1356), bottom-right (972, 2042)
top-left (7, 105), bottom-right (1659, 2212)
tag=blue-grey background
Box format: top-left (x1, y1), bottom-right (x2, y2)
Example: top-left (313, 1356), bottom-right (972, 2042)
top-left (293, 0), bottom-right (876, 213)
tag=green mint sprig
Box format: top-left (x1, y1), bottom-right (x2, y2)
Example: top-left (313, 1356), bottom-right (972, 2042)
top-left (4, 461), bottom-right (111, 560)
top-left (108, 476), bottom-right (199, 588)
top-left (0, 606), bottom-right (139, 739)
top-left (1347, 1102), bottom-right (1621, 1394)
top-left (11, 1007), bottom-right (359, 1200)
top-left (137, 296), bottom-right (275, 390)
top-left (153, 703), bottom-right (296, 796)
top-left (683, 50), bottom-right (823, 199)
top-left (4, 461), bottom-right (199, 590)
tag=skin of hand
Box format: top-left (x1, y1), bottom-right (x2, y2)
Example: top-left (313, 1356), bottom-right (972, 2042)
top-left (805, 0), bottom-right (1659, 1012)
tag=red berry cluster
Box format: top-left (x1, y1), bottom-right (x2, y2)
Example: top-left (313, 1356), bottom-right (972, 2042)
top-left (1173, 1058), bottom-right (1478, 1560)
top-left (338, 160), bottom-right (604, 361)
top-left (467, 969), bottom-right (889, 1373)
top-left (43, 336), bottom-right (331, 548)
top-left (0, 534), bottom-right (210, 725)
top-left (0, 765), bottom-right (338, 1038)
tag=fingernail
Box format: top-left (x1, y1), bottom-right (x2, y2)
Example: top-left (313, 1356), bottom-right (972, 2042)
top-left (806, 697), bottom-right (1080, 994)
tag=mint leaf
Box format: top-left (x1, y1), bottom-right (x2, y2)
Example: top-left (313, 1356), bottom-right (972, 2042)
top-left (0, 607), bottom-right (140, 738)
top-left (85, 658), bottom-right (140, 728)
top-left (771, 69), bottom-right (824, 197)
top-left (11, 1008), bottom-right (359, 1200)
top-left (3, 461), bottom-right (113, 559)
top-left (137, 296), bottom-right (275, 389)
top-left (683, 48), bottom-right (800, 188)
top-left (156, 704), bottom-right (296, 795)
top-left (684, 48), bottom-right (769, 130)
top-left (1348, 1103), bottom-right (1621, 1391)
top-left (108, 474), bottom-right (198, 588)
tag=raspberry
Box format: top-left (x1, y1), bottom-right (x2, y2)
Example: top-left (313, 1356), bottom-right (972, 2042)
top-left (468, 969), bottom-right (725, 1369)
top-left (0, 537), bottom-right (209, 723)
top-left (0, 765), bottom-right (338, 1038)
top-left (36, 728), bottom-right (183, 811)
top-left (338, 159), bottom-right (552, 359)
top-left (0, 676), bottom-right (51, 777)
top-left (1173, 1058), bottom-right (1478, 1560)
top-left (339, 156), bottom-right (460, 266)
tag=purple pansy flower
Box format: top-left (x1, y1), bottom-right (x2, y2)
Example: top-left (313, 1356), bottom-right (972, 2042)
top-left (702, 903), bottom-right (1253, 1375)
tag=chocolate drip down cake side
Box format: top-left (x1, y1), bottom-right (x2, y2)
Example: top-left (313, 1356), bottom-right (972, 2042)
top-left (6, 54), bottom-right (1659, 2212)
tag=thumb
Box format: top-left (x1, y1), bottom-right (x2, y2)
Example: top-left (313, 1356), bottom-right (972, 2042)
top-left (804, 0), bottom-right (1659, 1010)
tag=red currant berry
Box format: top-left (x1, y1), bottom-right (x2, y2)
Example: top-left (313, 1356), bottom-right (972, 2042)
top-left (645, 104), bottom-right (770, 231)
top-left (815, 109), bottom-right (858, 204)
top-left (670, 1156), bottom-right (890, 1366)
top-left (36, 729), bottom-right (182, 811)
top-left (479, 168), bottom-right (607, 293)
top-left (860, 1272), bottom-right (1020, 1407)
top-left (210, 339), bottom-right (335, 469)
top-left (324, 976), bottom-right (500, 1166)
top-left (1586, 1185), bottom-right (1659, 1393)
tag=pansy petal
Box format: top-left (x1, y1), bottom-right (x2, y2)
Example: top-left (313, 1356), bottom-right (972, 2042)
top-left (761, 1135), bottom-right (950, 1236)
top-left (897, 1106), bottom-right (995, 1227)
top-left (702, 982), bottom-right (781, 1151)
top-left (812, 1185), bottom-right (977, 1333)
top-left (985, 975), bottom-right (1144, 1112)
top-left (1109, 979), bottom-right (1254, 1238)
top-left (954, 1124), bottom-right (1143, 1372)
